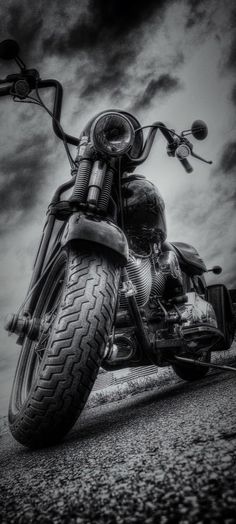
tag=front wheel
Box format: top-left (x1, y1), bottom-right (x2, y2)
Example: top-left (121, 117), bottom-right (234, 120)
top-left (9, 245), bottom-right (120, 448)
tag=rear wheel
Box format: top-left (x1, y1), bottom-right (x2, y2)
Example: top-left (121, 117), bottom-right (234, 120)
top-left (172, 351), bottom-right (211, 381)
top-left (9, 246), bottom-right (120, 448)
top-left (206, 285), bottom-right (235, 350)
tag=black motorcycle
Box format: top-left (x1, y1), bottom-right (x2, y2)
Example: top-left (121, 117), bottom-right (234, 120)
top-left (1, 40), bottom-right (235, 448)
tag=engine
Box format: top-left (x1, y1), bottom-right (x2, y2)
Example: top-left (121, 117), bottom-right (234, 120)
top-left (119, 253), bottom-right (166, 309)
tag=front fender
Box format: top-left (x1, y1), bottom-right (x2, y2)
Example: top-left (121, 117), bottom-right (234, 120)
top-left (61, 212), bottom-right (129, 265)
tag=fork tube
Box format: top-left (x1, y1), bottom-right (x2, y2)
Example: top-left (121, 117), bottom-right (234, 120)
top-left (25, 178), bottom-right (76, 313)
top-left (87, 160), bottom-right (107, 206)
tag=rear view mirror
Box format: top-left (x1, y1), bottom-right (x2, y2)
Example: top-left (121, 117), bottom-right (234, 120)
top-left (191, 120), bottom-right (208, 140)
top-left (207, 265), bottom-right (222, 274)
top-left (0, 39), bottom-right (20, 60)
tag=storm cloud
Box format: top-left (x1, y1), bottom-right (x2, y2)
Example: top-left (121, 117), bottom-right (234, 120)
top-left (0, 132), bottom-right (51, 231)
top-left (231, 85), bottom-right (236, 105)
top-left (132, 74), bottom-right (183, 111)
top-left (218, 141), bottom-right (236, 175)
top-left (225, 35), bottom-right (236, 72)
top-left (185, 0), bottom-right (207, 30)
top-left (80, 48), bottom-right (136, 102)
top-left (41, 0), bottom-right (169, 55)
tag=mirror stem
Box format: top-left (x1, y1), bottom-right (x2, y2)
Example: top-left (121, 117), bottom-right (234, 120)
top-left (14, 56), bottom-right (26, 71)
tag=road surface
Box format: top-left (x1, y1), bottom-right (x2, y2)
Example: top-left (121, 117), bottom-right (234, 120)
top-left (0, 362), bottom-right (236, 523)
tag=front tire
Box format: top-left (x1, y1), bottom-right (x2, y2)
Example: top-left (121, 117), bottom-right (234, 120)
top-left (9, 245), bottom-right (120, 448)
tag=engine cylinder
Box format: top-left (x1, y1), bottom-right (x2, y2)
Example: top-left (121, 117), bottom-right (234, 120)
top-left (119, 254), bottom-right (167, 309)
top-left (119, 255), bottom-right (152, 308)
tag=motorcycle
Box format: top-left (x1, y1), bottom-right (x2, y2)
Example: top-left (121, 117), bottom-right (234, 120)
top-left (1, 40), bottom-right (235, 448)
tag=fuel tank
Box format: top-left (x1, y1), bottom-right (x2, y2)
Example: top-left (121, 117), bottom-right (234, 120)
top-left (122, 174), bottom-right (167, 253)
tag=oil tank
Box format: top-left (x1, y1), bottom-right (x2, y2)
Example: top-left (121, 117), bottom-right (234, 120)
top-left (122, 174), bottom-right (167, 253)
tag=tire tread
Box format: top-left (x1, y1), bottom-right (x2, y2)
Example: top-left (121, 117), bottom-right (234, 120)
top-left (9, 248), bottom-right (119, 447)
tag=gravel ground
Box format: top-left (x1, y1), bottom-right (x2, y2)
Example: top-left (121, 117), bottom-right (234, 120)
top-left (0, 358), bottom-right (236, 523)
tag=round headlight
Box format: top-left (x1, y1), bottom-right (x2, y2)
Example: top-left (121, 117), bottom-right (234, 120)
top-left (90, 112), bottom-right (135, 157)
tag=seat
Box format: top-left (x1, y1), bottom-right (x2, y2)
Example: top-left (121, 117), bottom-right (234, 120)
top-left (162, 241), bottom-right (207, 275)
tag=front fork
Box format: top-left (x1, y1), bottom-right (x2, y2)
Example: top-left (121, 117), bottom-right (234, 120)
top-left (5, 145), bottom-right (123, 338)
top-left (70, 139), bottom-right (115, 214)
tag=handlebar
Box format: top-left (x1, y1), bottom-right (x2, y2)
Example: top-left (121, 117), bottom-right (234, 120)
top-left (0, 73), bottom-right (206, 173)
top-left (127, 122), bottom-right (193, 173)
top-left (0, 84), bottom-right (11, 96)
top-left (0, 75), bottom-right (80, 146)
top-left (127, 122), bottom-right (174, 166)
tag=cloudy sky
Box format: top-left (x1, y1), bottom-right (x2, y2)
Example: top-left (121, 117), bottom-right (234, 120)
top-left (0, 0), bottom-right (235, 415)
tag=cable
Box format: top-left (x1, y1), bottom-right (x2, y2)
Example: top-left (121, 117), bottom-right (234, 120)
top-left (134, 124), bottom-right (181, 140)
top-left (35, 83), bottom-right (75, 168)
top-left (118, 157), bottom-right (124, 230)
top-left (12, 86), bottom-right (76, 169)
top-left (13, 97), bottom-right (41, 106)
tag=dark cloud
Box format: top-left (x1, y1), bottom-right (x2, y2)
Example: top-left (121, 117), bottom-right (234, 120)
top-left (3, 2), bottom-right (43, 61)
top-left (1, 1), bottom-right (175, 111)
top-left (171, 52), bottom-right (185, 69)
top-left (42, 0), bottom-right (169, 55)
top-left (225, 35), bottom-right (236, 71)
top-left (132, 74), bottom-right (183, 111)
top-left (6, 4), bottom-right (42, 43)
top-left (221, 9), bottom-right (236, 72)
top-left (40, 0), bottom-right (171, 104)
top-left (80, 49), bottom-right (136, 101)
top-left (0, 132), bottom-right (52, 232)
top-left (218, 141), bottom-right (236, 175)
top-left (208, 142), bottom-right (236, 215)
top-left (231, 85), bottom-right (236, 105)
top-left (185, 0), bottom-right (206, 30)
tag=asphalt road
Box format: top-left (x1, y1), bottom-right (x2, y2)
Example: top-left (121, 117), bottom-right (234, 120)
top-left (0, 364), bottom-right (236, 523)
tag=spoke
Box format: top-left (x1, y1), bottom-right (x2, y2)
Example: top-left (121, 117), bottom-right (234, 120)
top-left (45, 299), bottom-right (61, 320)
top-left (33, 294), bottom-right (62, 360)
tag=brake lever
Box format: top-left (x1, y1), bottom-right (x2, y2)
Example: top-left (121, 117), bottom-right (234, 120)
top-left (179, 137), bottom-right (213, 165)
top-left (190, 150), bottom-right (213, 165)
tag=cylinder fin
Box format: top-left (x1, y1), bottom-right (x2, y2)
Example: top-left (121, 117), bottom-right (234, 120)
top-left (98, 168), bottom-right (114, 212)
top-left (70, 159), bottom-right (92, 203)
top-left (119, 255), bottom-right (152, 308)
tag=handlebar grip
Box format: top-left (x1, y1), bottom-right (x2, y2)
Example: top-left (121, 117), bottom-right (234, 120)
top-left (178, 157), bottom-right (193, 173)
top-left (0, 85), bottom-right (11, 97)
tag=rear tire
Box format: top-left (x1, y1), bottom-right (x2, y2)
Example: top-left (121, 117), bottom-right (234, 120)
top-left (206, 285), bottom-right (234, 350)
top-left (9, 246), bottom-right (120, 448)
top-left (172, 351), bottom-right (211, 381)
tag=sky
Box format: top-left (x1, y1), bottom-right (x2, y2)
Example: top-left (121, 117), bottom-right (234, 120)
top-left (0, 0), bottom-right (235, 415)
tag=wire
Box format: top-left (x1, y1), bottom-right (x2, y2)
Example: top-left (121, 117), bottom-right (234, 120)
top-left (12, 86), bottom-right (76, 169)
top-left (118, 157), bottom-right (124, 231)
top-left (13, 96), bottom-right (41, 106)
top-left (134, 124), bottom-right (182, 140)
top-left (35, 84), bottom-right (75, 168)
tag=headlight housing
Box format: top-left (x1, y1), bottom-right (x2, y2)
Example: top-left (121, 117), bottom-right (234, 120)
top-left (90, 112), bottom-right (135, 157)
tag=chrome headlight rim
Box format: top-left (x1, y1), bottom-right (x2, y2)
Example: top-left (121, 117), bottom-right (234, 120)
top-left (90, 111), bottom-right (135, 157)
